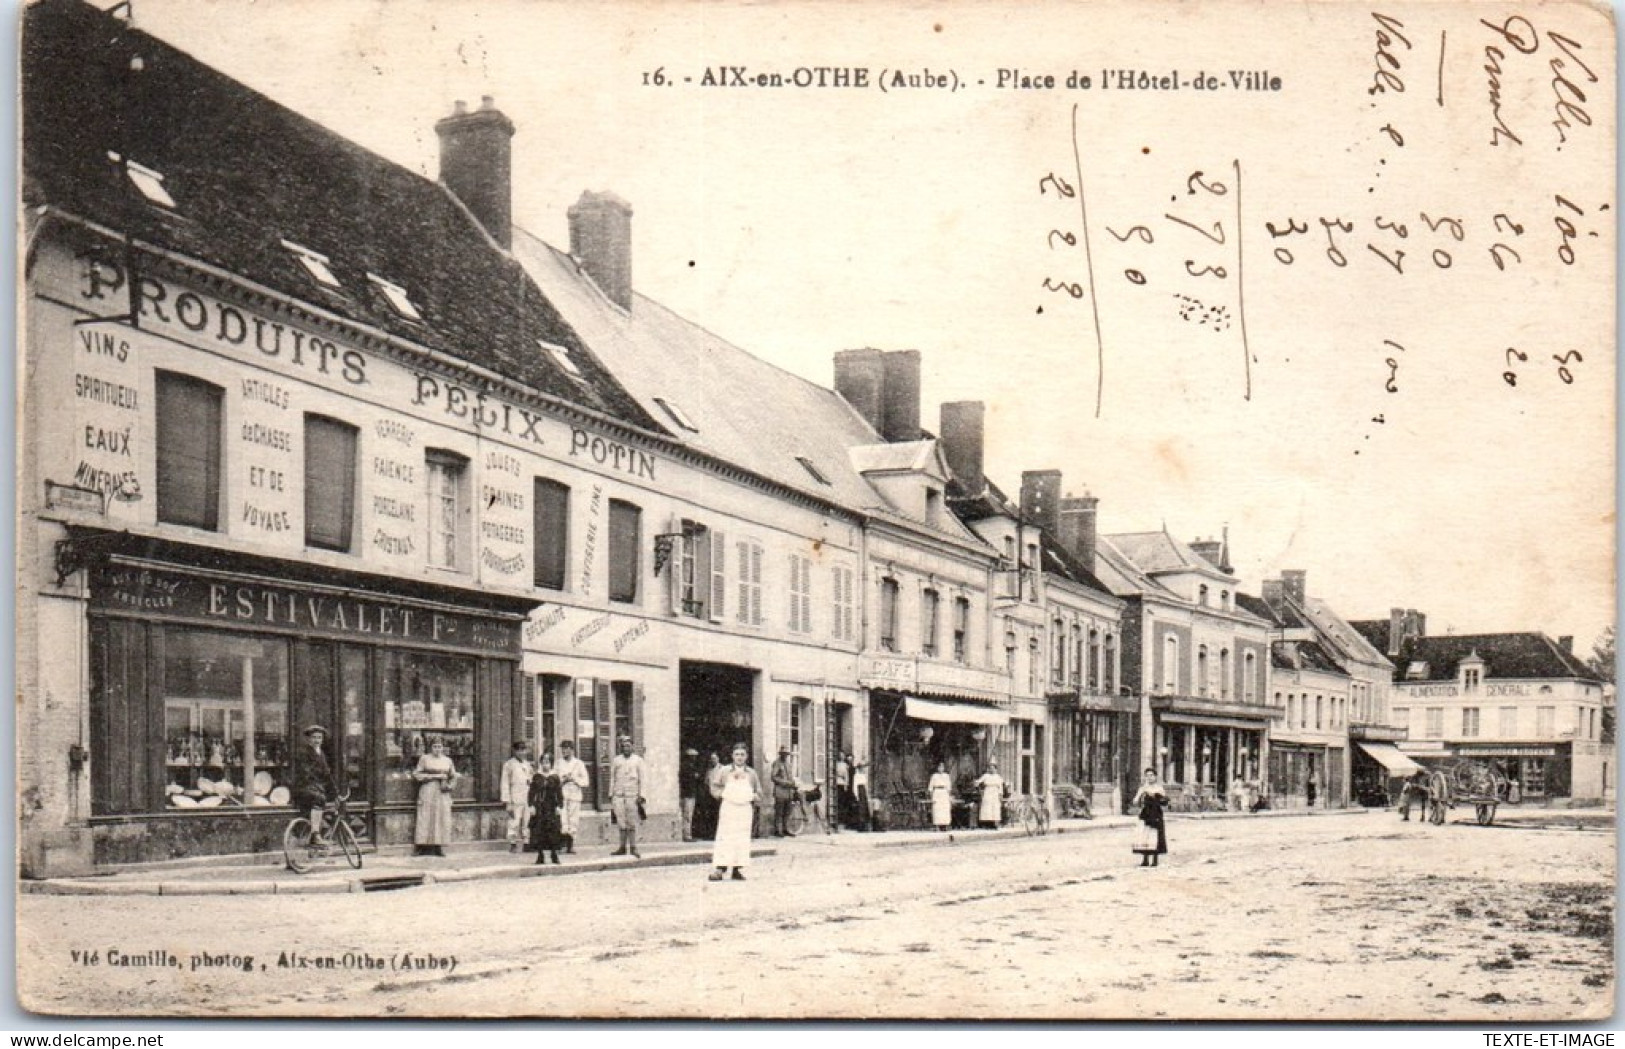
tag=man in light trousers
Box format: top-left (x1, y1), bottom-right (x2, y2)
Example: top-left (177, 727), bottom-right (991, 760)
top-left (499, 740), bottom-right (535, 853)
top-left (557, 740), bottom-right (590, 855)
top-left (610, 735), bottom-right (646, 858)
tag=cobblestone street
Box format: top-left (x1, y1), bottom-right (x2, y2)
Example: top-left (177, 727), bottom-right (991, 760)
top-left (18, 812), bottom-right (1614, 1020)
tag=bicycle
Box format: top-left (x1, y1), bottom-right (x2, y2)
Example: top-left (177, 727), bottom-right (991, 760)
top-left (283, 792), bottom-right (363, 873)
top-left (783, 784), bottom-right (830, 836)
top-left (1006, 793), bottom-right (1052, 836)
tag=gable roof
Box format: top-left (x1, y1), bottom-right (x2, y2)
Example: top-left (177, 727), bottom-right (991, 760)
top-left (849, 440), bottom-right (947, 479)
top-left (510, 231), bottom-right (882, 510)
top-left (1270, 640), bottom-right (1350, 676)
top-left (1093, 536), bottom-right (1178, 599)
top-left (1106, 530), bottom-right (1234, 578)
top-left (24, 0), bottom-right (654, 429)
top-left (1234, 592), bottom-right (1279, 625)
top-left (1038, 532), bottom-right (1118, 602)
top-left (1302, 597), bottom-right (1393, 669)
top-left (1386, 633), bottom-right (1599, 683)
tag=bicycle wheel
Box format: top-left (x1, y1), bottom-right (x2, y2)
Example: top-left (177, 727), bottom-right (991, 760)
top-left (1020, 802), bottom-right (1040, 836)
top-left (785, 803), bottom-right (806, 837)
top-left (333, 818), bottom-right (363, 869)
top-left (283, 818), bottom-right (316, 873)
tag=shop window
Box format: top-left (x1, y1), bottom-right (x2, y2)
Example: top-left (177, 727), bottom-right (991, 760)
top-left (831, 564), bottom-right (854, 641)
top-left (1462, 706), bottom-right (1480, 737)
top-left (878, 578), bottom-right (900, 652)
top-left (920, 589), bottom-right (941, 656)
top-left (424, 449), bottom-right (469, 570)
top-left (155, 371), bottom-right (223, 531)
top-left (380, 650), bottom-right (475, 805)
top-left (737, 540), bottom-right (764, 627)
top-left (159, 629), bottom-right (290, 811)
top-left (338, 646), bottom-right (368, 802)
top-left (304, 414), bottom-right (358, 552)
top-left (607, 499), bottom-right (641, 603)
top-left (532, 478), bottom-right (570, 591)
top-left (1536, 705), bottom-right (1555, 736)
top-left (953, 597), bottom-right (970, 663)
top-left (789, 554), bottom-right (813, 634)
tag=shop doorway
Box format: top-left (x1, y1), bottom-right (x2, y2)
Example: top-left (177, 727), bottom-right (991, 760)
top-left (679, 660), bottom-right (757, 773)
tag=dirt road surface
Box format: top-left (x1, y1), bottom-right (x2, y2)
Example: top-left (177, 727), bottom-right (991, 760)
top-left (17, 812), bottom-right (1613, 1020)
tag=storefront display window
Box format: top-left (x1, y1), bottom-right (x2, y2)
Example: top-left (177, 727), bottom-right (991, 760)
top-left (381, 650), bottom-right (476, 804)
top-left (162, 629), bottom-right (289, 810)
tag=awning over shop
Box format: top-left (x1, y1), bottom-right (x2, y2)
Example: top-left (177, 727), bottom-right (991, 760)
top-left (1355, 742), bottom-right (1425, 775)
top-left (904, 695), bottom-right (1010, 726)
top-left (1158, 713), bottom-right (1270, 731)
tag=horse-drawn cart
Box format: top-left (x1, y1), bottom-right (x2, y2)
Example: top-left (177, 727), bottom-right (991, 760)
top-left (1423, 760), bottom-right (1515, 825)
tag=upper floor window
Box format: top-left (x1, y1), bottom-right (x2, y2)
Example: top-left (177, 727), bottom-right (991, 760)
top-left (878, 578), bottom-right (900, 652)
top-left (831, 564), bottom-right (855, 641)
top-left (1498, 707), bottom-right (1517, 736)
top-left (1425, 707), bottom-right (1443, 738)
top-left (1199, 584), bottom-right (1210, 607)
top-left (1069, 624), bottom-right (1083, 686)
top-left (110, 153), bottom-right (176, 208)
top-left (1050, 618), bottom-right (1066, 686)
top-left (1163, 635), bottom-right (1180, 692)
top-left (1219, 648), bottom-right (1232, 700)
top-left (424, 449), bottom-right (470, 569)
top-left (1197, 645), bottom-right (1211, 697)
top-left (607, 500), bottom-right (641, 603)
top-left (1027, 638), bottom-right (1041, 693)
top-left (921, 589), bottom-right (941, 657)
top-left (368, 273), bottom-right (423, 321)
top-left (283, 240), bottom-right (342, 289)
top-left (1462, 707), bottom-right (1480, 737)
top-left (1463, 667), bottom-right (1481, 692)
top-left (532, 478), bottom-right (570, 590)
top-left (788, 554), bottom-right (813, 634)
top-left (737, 540), bottom-right (765, 627)
top-left (303, 414), bottom-right (358, 552)
top-left (155, 371), bottom-right (223, 532)
top-left (676, 520), bottom-right (724, 619)
top-left (953, 597), bottom-right (970, 663)
top-left (1005, 630), bottom-right (1018, 674)
top-left (1104, 633), bottom-right (1117, 693)
top-left (1535, 706), bottom-right (1555, 737)
top-left (1243, 651), bottom-right (1258, 702)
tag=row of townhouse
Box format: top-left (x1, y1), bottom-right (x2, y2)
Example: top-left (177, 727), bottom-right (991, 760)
top-left (22, 1), bottom-right (1604, 879)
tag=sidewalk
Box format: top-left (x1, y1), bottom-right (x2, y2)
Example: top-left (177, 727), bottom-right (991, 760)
top-left (20, 805), bottom-right (1372, 897)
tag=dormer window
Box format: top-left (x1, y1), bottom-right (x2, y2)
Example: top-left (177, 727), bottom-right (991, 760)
top-left (367, 273), bottom-right (422, 321)
top-left (1199, 584), bottom-right (1210, 606)
top-left (281, 240), bottom-right (341, 289)
top-left (925, 487), bottom-right (942, 524)
top-left (653, 397), bottom-right (699, 432)
top-left (108, 152), bottom-right (176, 208)
top-left (541, 339), bottom-right (584, 379)
top-left (1405, 660), bottom-right (1429, 680)
top-left (795, 456), bottom-right (831, 486)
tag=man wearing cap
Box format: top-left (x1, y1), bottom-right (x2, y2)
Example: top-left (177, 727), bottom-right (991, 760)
top-left (679, 747), bottom-right (702, 842)
top-left (499, 740), bottom-right (535, 853)
top-left (609, 735), bottom-right (646, 858)
top-left (292, 725), bottom-right (337, 843)
top-left (770, 745), bottom-right (798, 837)
top-left (557, 740), bottom-right (590, 854)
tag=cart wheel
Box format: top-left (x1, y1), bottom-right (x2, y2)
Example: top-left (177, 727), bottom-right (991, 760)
top-left (1429, 801), bottom-right (1446, 825)
top-left (1476, 804), bottom-right (1495, 826)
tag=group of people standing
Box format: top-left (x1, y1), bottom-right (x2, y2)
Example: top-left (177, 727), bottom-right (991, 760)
top-left (498, 737), bottom-right (627, 864)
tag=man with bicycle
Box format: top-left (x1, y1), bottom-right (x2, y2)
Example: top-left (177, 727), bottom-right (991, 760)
top-left (292, 725), bottom-right (338, 843)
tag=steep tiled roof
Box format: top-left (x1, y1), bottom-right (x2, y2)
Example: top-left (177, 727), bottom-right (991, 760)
top-left (1235, 592), bottom-right (1279, 625)
top-left (1303, 597), bottom-right (1392, 669)
top-left (849, 441), bottom-right (944, 477)
top-left (24, 0), bottom-right (654, 428)
top-left (1039, 533), bottom-right (1118, 604)
top-left (1387, 633), bottom-right (1598, 683)
top-left (1093, 537), bottom-right (1177, 599)
top-left (1349, 620), bottom-right (1393, 655)
top-left (511, 231), bottom-right (881, 509)
top-left (1270, 640), bottom-right (1349, 676)
top-left (1106, 530), bottom-right (1236, 578)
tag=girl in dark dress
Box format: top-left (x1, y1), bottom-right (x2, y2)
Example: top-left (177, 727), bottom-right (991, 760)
top-left (691, 751), bottom-right (722, 841)
top-left (528, 751), bottom-right (565, 865)
top-left (1131, 767), bottom-right (1168, 867)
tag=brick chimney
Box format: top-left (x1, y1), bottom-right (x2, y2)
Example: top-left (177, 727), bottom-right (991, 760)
top-left (1281, 569), bottom-right (1307, 607)
top-left (1558, 635), bottom-right (1575, 653)
top-left (1189, 538), bottom-right (1224, 569)
top-left (1262, 579), bottom-right (1286, 613)
top-left (834, 349), bottom-right (886, 435)
top-left (568, 190), bottom-right (634, 311)
top-left (939, 401), bottom-right (985, 493)
top-left (436, 96), bottom-right (515, 248)
top-left (1020, 470), bottom-right (1062, 535)
top-left (880, 350), bottom-right (921, 443)
top-left (1387, 607), bottom-right (1406, 656)
top-left (1057, 492), bottom-right (1099, 570)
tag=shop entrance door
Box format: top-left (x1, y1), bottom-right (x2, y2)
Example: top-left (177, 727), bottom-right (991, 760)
top-left (679, 661), bottom-right (757, 838)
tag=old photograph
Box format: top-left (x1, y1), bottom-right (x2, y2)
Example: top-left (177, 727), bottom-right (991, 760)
top-left (14, 0), bottom-right (1616, 1021)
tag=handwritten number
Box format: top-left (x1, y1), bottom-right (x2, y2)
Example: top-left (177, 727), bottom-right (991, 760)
top-left (1420, 212), bottom-right (1465, 240)
top-left (1048, 229), bottom-right (1078, 249)
top-left (1039, 173), bottom-right (1076, 198)
top-left (1184, 261), bottom-right (1228, 279)
top-left (1554, 351), bottom-right (1582, 384)
top-left (1366, 243), bottom-right (1406, 273)
top-left (1489, 244), bottom-right (1522, 270)
top-left (1493, 213), bottom-right (1525, 236)
top-left (1042, 277), bottom-right (1085, 299)
top-left (1106, 225), bottom-right (1155, 244)
top-left (1186, 171), bottom-right (1229, 196)
top-left (1165, 213), bottom-right (1226, 245)
top-left (1125, 269), bottom-right (1147, 285)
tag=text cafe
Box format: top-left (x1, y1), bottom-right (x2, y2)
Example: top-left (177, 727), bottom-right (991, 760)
top-left (79, 535), bottom-right (530, 865)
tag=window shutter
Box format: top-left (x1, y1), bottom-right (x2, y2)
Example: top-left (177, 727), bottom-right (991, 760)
top-left (736, 541), bottom-right (751, 624)
top-left (777, 697), bottom-right (793, 760)
top-left (813, 699), bottom-right (827, 788)
top-left (532, 478), bottom-right (569, 590)
top-left (665, 515), bottom-right (683, 615)
top-left (594, 680), bottom-right (613, 808)
top-left (709, 529), bottom-right (726, 621)
top-left (303, 415), bottom-right (357, 551)
top-left (800, 559), bottom-right (813, 636)
top-left (751, 545), bottom-right (764, 625)
top-left (632, 683), bottom-right (646, 758)
top-left (155, 372), bottom-right (223, 530)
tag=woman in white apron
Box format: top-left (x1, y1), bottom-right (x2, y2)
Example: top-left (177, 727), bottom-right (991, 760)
top-left (928, 761), bottom-right (954, 832)
top-left (710, 743), bottom-right (761, 881)
top-left (974, 760), bottom-right (1006, 829)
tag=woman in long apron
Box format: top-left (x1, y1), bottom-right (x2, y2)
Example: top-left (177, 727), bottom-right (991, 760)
top-left (710, 743), bottom-right (761, 881)
top-left (973, 760), bottom-right (1006, 829)
top-left (1131, 767), bottom-right (1169, 867)
top-left (928, 761), bottom-right (954, 832)
top-left (412, 738), bottom-right (459, 857)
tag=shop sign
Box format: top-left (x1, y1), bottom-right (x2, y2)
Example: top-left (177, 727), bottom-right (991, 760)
top-left (91, 563), bottom-right (521, 656)
top-left (861, 657), bottom-right (916, 689)
top-left (1457, 746), bottom-right (1555, 758)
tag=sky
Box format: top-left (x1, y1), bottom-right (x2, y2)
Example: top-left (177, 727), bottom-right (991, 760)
top-left (116, 0), bottom-right (1616, 653)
